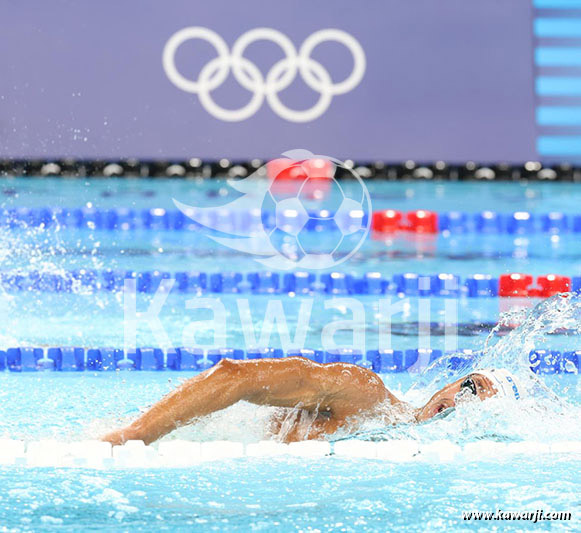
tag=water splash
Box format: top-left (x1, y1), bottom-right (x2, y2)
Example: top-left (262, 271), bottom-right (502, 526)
top-left (350, 294), bottom-right (581, 444)
top-left (408, 294), bottom-right (580, 397)
top-left (0, 220), bottom-right (110, 347)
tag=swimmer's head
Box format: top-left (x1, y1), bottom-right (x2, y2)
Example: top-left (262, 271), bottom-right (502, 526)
top-left (415, 368), bottom-right (523, 422)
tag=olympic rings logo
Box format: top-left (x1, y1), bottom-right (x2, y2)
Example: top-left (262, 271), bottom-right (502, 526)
top-left (162, 27), bottom-right (366, 123)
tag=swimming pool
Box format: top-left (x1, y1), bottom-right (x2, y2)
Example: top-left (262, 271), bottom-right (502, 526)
top-left (0, 176), bottom-right (580, 531)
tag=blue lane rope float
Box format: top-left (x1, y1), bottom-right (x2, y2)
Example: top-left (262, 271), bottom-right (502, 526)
top-left (3, 207), bottom-right (581, 234)
top-left (1, 269), bottom-right (580, 297)
top-left (0, 207), bottom-right (366, 232)
top-left (0, 346), bottom-right (578, 374)
top-left (0, 270), bottom-right (457, 296)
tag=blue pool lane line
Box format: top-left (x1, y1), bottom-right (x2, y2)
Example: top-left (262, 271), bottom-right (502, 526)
top-left (3, 207), bottom-right (581, 234)
top-left (0, 346), bottom-right (578, 374)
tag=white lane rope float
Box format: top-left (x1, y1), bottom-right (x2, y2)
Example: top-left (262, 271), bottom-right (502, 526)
top-left (1, 438), bottom-right (579, 468)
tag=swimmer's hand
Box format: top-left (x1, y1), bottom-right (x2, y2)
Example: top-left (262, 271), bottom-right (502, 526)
top-left (101, 428), bottom-right (132, 446)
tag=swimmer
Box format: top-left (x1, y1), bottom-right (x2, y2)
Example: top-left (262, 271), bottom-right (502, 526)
top-left (101, 357), bottom-right (523, 445)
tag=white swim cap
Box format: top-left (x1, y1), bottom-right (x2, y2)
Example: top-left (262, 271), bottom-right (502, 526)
top-left (473, 368), bottom-right (524, 400)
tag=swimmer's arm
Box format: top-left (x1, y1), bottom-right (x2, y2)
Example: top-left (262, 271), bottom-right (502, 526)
top-left (101, 357), bottom-right (395, 445)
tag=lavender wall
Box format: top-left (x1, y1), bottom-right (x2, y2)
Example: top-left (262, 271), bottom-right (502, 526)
top-left (0, 0), bottom-right (536, 162)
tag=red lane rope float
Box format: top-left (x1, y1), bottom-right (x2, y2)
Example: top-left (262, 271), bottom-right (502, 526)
top-left (498, 273), bottom-right (534, 297)
top-left (405, 210), bottom-right (439, 233)
top-left (498, 273), bottom-right (571, 298)
top-left (533, 274), bottom-right (571, 298)
top-left (371, 209), bottom-right (403, 232)
top-left (371, 209), bottom-right (439, 233)
top-left (266, 158), bottom-right (333, 199)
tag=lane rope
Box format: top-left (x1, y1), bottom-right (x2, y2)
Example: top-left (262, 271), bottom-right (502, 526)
top-left (0, 270), bottom-right (577, 297)
top-left (0, 438), bottom-right (579, 468)
top-left (2, 207), bottom-right (581, 234)
top-left (0, 158), bottom-right (577, 180)
top-left (0, 346), bottom-right (578, 374)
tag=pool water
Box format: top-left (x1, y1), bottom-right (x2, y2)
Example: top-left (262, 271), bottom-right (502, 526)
top-left (0, 177), bottom-right (580, 531)
top-left (0, 456), bottom-right (578, 531)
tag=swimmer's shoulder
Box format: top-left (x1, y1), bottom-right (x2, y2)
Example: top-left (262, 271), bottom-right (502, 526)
top-left (320, 362), bottom-right (393, 411)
